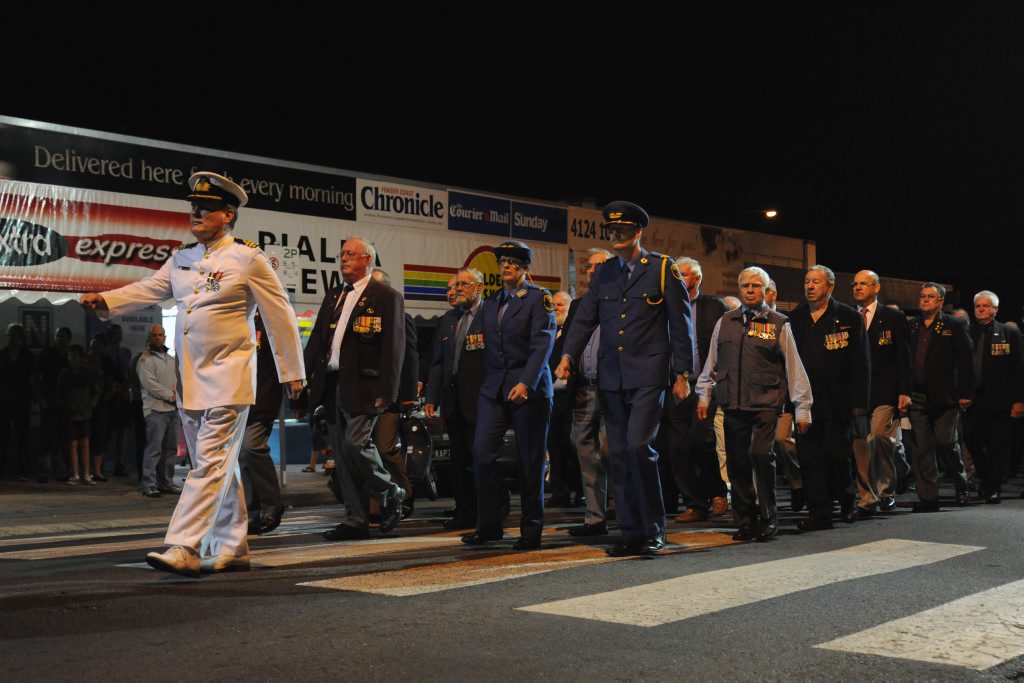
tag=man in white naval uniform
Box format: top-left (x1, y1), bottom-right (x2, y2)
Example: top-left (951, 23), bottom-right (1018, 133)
top-left (81, 172), bottom-right (305, 577)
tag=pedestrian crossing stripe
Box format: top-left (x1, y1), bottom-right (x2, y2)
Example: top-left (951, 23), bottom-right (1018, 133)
top-left (815, 578), bottom-right (1024, 671)
top-left (517, 539), bottom-right (983, 627)
top-left (298, 530), bottom-right (738, 596)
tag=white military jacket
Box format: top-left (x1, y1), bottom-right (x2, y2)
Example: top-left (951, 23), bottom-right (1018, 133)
top-left (100, 232), bottom-right (305, 410)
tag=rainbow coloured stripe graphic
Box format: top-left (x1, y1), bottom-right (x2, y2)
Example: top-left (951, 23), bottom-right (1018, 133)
top-left (403, 264), bottom-right (457, 302)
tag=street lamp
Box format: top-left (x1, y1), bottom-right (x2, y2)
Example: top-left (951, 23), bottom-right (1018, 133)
top-left (736, 209), bottom-right (780, 228)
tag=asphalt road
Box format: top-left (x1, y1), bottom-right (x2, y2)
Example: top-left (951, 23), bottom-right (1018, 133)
top-left (2, 475), bottom-right (1023, 681)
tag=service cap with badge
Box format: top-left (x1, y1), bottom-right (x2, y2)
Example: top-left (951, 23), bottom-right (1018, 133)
top-left (601, 200), bottom-right (650, 233)
top-left (494, 240), bottom-right (533, 266)
top-left (188, 172), bottom-right (248, 210)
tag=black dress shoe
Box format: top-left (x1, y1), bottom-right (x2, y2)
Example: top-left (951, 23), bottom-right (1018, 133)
top-left (986, 492), bottom-right (1002, 504)
top-left (732, 525), bottom-right (756, 541)
top-left (797, 517), bottom-right (833, 531)
top-left (461, 531), bottom-right (503, 545)
top-left (379, 486), bottom-right (405, 534)
top-left (637, 535), bottom-right (666, 556)
top-left (955, 490), bottom-right (970, 507)
top-left (324, 524), bottom-right (370, 541)
top-left (605, 540), bottom-right (642, 557)
top-left (755, 524), bottom-right (777, 542)
top-left (912, 500), bottom-right (940, 513)
top-left (568, 522), bottom-right (608, 537)
top-left (512, 537), bottom-right (541, 550)
top-left (790, 488), bottom-right (806, 513)
top-left (879, 497), bottom-right (897, 512)
top-left (259, 511), bottom-right (283, 535)
top-left (443, 515), bottom-right (475, 531)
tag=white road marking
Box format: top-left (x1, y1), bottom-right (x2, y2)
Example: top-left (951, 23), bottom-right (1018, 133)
top-left (816, 578), bottom-right (1024, 671)
top-left (518, 539), bottom-right (983, 627)
top-left (299, 530), bottom-right (738, 596)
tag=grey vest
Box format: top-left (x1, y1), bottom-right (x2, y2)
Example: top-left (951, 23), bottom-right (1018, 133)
top-left (712, 308), bottom-right (789, 411)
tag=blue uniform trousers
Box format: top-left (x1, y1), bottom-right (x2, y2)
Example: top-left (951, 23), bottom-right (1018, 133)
top-left (599, 385), bottom-right (667, 540)
top-left (474, 393), bottom-right (551, 542)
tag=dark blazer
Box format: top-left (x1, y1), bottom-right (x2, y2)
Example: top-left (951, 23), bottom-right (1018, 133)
top-left (789, 298), bottom-right (870, 416)
top-left (909, 311), bottom-right (975, 406)
top-left (249, 313), bottom-right (284, 424)
top-left (396, 312), bottom-right (419, 404)
top-left (561, 249), bottom-right (693, 391)
top-left (479, 281), bottom-right (555, 400)
top-left (303, 284), bottom-right (343, 411)
top-left (864, 303), bottom-right (912, 409)
top-left (970, 319), bottom-right (1024, 411)
top-left (691, 291), bottom-right (728, 375)
top-left (303, 278), bottom-right (405, 415)
top-left (425, 303), bottom-right (486, 423)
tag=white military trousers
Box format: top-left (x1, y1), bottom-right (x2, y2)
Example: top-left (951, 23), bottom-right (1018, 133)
top-left (165, 405), bottom-right (250, 558)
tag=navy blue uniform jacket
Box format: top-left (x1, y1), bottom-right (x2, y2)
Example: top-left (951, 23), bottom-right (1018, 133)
top-left (561, 248), bottom-right (694, 390)
top-left (478, 281), bottom-right (556, 400)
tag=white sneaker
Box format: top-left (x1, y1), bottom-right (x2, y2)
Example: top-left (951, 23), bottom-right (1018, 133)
top-left (199, 553), bottom-right (251, 573)
top-left (67, 476), bottom-right (80, 486)
top-left (84, 475), bottom-right (96, 486)
top-left (145, 546), bottom-right (200, 577)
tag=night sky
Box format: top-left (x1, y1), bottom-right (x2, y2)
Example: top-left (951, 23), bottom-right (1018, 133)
top-left (7, 4), bottom-right (1024, 313)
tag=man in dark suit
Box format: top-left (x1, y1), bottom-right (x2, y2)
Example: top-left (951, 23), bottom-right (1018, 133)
top-left (907, 282), bottom-right (975, 511)
top-left (306, 236), bottom-right (406, 541)
top-left (463, 241), bottom-right (556, 550)
top-left (963, 290), bottom-right (1024, 504)
top-left (562, 248), bottom-right (614, 537)
top-left (426, 267), bottom-right (487, 530)
top-left (789, 265), bottom-right (870, 531)
top-left (546, 290), bottom-right (582, 507)
top-left (850, 270), bottom-right (912, 515)
top-left (370, 269), bottom-right (416, 516)
top-left (557, 201), bottom-right (694, 557)
top-left (665, 256), bottom-right (729, 523)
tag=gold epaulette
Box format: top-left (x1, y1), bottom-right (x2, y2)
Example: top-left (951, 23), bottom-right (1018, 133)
top-left (234, 238), bottom-right (260, 249)
top-left (174, 242), bottom-right (197, 252)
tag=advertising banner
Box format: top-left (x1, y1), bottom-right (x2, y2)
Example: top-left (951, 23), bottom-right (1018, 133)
top-left (566, 207), bottom-right (807, 301)
top-left (447, 190), bottom-right (511, 238)
top-left (0, 121), bottom-right (357, 221)
top-left (510, 200), bottom-right (567, 244)
top-left (356, 179), bottom-right (447, 229)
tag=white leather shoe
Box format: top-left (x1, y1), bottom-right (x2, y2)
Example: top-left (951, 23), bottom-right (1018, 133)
top-left (145, 546), bottom-right (200, 577)
top-left (199, 554), bottom-right (251, 573)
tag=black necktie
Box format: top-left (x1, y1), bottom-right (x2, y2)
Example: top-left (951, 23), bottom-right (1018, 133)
top-left (454, 309), bottom-right (471, 373)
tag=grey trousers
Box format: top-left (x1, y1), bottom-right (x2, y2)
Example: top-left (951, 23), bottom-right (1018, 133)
top-left (852, 404), bottom-right (901, 507)
top-left (239, 419), bottom-right (283, 518)
top-left (332, 408), bottom-right (399, 529)
top-left (571, 384), bottom-right (609, 525)
top-left (142, 410), bottom-right (178, 489)
top-left (907, 399), bottom-right (966, 501)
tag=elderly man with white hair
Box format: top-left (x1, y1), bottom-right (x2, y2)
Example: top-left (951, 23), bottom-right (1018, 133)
top-left (696, 266), bottom-right (812, 542)
top-left (962, 290), bottom-right (1024, 504)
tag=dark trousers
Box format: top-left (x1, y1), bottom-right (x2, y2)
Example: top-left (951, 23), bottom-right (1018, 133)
top-left (600, 385), bottom-right (666, 541)
top-left (375, 411), bottom-right (412, 499)
top-left (547, 390), bottom-right (581, 500)
top-left (724, 409), bottom-right (779, 529)
top-left (0, 405), bottom-right (32, 477)
top-left (474, 393), bottom-right (551, 542)
top-left (962, 406), bottom-right (1011, 495)
top-left (660, 389), bottom-right (726, 514)
top-left (796, 407), bottom-right (855, 521)
top-left (907, 398), bottom-right (966, 501)
top-left (445, 410), bottom-right (478, 520)
top-left (239, 419), bottom-right (283, 519)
